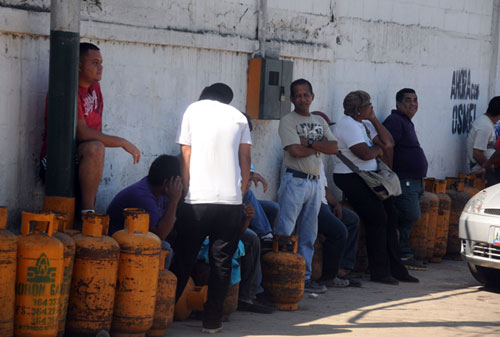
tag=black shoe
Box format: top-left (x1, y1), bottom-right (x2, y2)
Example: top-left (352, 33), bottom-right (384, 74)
top-left (401, 257), bottom-right (427, 271)
top-left (339, 276), bottom-right (362, 287)
top-left (396, 274), bottom-right (419, 283)
top-left (237, 300), bottom-right (274, 314)
top-left (371, 276), bottom-right (399, 285)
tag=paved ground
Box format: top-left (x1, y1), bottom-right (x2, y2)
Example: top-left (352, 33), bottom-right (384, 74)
top-left (167, 259), bottom-right (500, 337)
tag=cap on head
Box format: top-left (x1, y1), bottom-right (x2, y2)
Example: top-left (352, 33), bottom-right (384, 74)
top-left (199, 82), bottom-right (233, 104)
top-left (311, 111), bottom-right (335, 125)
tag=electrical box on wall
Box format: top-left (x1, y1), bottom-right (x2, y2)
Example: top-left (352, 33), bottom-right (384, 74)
top-left (246, 57), bottom-right (293, 120)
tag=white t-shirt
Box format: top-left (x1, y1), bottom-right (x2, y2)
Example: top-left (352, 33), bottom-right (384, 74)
top-left (466, 114), bottom-right (496, 173)
top-left (333, 115), bottom-right (378, 174)
top-left (176, 99), bottom-right (252, 204)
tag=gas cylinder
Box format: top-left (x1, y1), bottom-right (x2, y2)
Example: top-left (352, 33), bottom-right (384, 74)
top-left (15, 212), bottom-right (64, 337)
top-left (111, 209), bottom-right (161, 336)
top-left (50, 213), bottom-right (75, 337)
top-left (0, 207), bottom-right (16, 337)
top-left (431, 180), bottom-right (451, 263)
top-left (410, 193), bottom-right (429, 261)
top-left (423, 179), bottom-right (439, 262)
top-left (174, 277), bottom-right (208, 321)
top-left (146, 249), bottom-right (177, 337)
top-left (472, 177), bottom-right (487, 191)
top-left (43, 196), bottom-right (75, 230)
top-left (222, 282), bottom-right (239, 322)
top-left (65, 213), bottom-right (120, 337)
top-left (261, 235), bottom-right (305, 311)
top-left (458, 173), bottom-right (480, 197)
top-left (445, 177), bottom-right (471, 258)
top-left (311, 236), bottom-right (324, 281)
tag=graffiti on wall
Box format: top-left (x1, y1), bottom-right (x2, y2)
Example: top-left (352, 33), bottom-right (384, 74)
top-left (450, 69), bottom-right (479, 135)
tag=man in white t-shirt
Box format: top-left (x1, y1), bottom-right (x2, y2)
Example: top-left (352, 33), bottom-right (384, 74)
top-left (466, 96), bottom-right (500, 186)
top-left (173, 83), bottom-right (251, 334)
top-left (276, 78), bottom-right (338, 294)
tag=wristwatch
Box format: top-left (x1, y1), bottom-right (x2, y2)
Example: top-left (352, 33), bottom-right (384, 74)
top-left (307, 138), bottom-right (314, 148)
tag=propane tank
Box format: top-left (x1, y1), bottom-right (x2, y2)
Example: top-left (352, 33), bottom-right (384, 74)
top-left (445, 177), bottom-right (471, 258)
top-left (43, 196), bottom-right (75, 230)
top-left (15, 212), bottom-right (64, 337)
top-left (423, 179), bottom-right (439, 262)
top-left (458, 173), bottom-right (480, 197)
top-left (431, 180), bottom-right (452, 263)
top-left (65, 213), bottom-right (120, 337)
top-left (311, 237), bottom-right (324, 281)
top-left (472, 177), bottom-right (487, 191)
top-left (111, 209), bottom-right (161, 336)
top-left (222, 282), bottom-right (239, 322)
top-left (410, 193), bottom-right (430, 261)
top-left (147, 249), bottom-right (177, 337)
top-left (261, 235), bottom-right (305, 311)
top-left (174, 277), bottom-right (208, 321)
top-left (50, 212), bottom-right (75, 337)
top-left (0, 207), bottom-right (16, 337)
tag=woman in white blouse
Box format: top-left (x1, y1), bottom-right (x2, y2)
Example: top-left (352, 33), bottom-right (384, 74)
top-left (333, 90), bottom-right (418, 285)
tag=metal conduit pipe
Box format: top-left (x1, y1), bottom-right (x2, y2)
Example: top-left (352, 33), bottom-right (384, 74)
top-left (257, 0), bottom-right (267, 58)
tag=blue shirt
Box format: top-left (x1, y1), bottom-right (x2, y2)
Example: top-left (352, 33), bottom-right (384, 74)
top-left (383, 110), bottom-right (428, 180)
top-left (107, 177), bottom-right (168, 236)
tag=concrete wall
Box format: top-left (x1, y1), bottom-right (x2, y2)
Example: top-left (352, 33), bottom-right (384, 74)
top-left (0, 0), bottom-right (499, 229)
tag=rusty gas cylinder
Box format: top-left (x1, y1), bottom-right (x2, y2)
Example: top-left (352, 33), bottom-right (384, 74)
top-left (50, 212), bottom-right (75, 337)
top-left (458, 173), bottom-right (480, 198)
top-left (262, 235), bottom-right (305, 311)
top-left (431, 180), bottom-right (451, 263)
top-left (174, 277), bottom-right (208, 321)
top-left (65, 213), bottom-right (120, 337)
top-left (410, 193), bottom-right (430, 261)
top-left (146, 249), bottom-right (177, 337)
top-left (111, 209), bottom-right (161, 337)
top-left (0, 207), bottom-right (16, 337)
top-left (445, 178), bottom-right (470, 258)
top-left (222, 282), bottom-right (239, 322)
top-left (472, 177), bottom-right (487, 191)
top-left (311, 236), bottom-right (324, 281)
top-left (423, 179), bottom-right (439, 262)
top-left (15, 212), bottom-right (64, 337)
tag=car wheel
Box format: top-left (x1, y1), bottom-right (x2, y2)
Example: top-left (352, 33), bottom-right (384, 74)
top-left (468, 262), bottom-right (500, 288)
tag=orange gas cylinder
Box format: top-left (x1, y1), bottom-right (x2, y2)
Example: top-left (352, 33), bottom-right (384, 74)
top-left (423, 179), bottom-right (439, 262)
top-left (50, 213), bottom-right (75, 337)
top-left (65, 213), bottom-right (120, 336)
top-left (472, 177), bottom-right (487, 191)
top-left (146, 249), bottom-right (177, 337)
top-left (311, 236), bottom-right (324, 281)
top-left (431, 180), bottom-right (451, 263)
top-left (410, 193), bottom-right (430, 261)
top-left (43, 196), bottom-right (75, 230)
top-left (174, 277), bottom-right (208, 321)
top-left (0, 207), bottom-right (16, 337)
top-left (15, 212), bottom-right (64, 337)
top-left (222, 282), bottom-right (239, 321)
top-left (458, 173), bottom-right (480, 197)
top-left (262, 235), bottom-right (305, 311)
top-left (111, 209), bottom-right (161, 336)
top-left (445, 178), bottom-right (470, 258)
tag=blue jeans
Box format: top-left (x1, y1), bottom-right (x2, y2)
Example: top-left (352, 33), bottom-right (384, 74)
top-left (243, 190), bottom-right (274, 237)
top-left (275, 172), bottom-right (321, 280)
top-left (393, 178), bottom-right (424, 259)
top-left (259, 199), bottom-right (280, 232)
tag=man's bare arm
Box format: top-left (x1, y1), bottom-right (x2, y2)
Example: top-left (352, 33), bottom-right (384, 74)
top-left (239, 144), bottom-right (251, 196)
top-left (180, 145), bottom-right (191, 195)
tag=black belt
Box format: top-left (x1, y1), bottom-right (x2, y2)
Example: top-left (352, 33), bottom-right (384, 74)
top-left (286, 168), bottom-right (319, 180)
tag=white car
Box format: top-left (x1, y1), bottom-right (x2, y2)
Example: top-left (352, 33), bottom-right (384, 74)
top-left (459, 183), bottom-right (500, 288)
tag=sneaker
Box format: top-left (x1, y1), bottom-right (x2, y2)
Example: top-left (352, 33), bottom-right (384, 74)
top-left (401, 257), bottom-right (427, 271)
top-left (304, 279), bottom-right (327, 293)
top-left (201, 326), bottom-right (222, 334)
top-left (322, 277), bottom-right (350, 288)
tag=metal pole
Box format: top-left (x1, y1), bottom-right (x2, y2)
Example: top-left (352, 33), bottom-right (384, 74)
top-left (44, 0), bottom-right (81, 226)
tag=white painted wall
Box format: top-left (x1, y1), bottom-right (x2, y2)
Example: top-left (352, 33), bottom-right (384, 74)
top-left (0, 0), bottom-right (499, 229)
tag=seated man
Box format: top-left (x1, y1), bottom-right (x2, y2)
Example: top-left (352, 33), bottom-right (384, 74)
top-left (106, 155), bottom-right (182, 267)
top-left (40, 42), bottom-right (141, 214)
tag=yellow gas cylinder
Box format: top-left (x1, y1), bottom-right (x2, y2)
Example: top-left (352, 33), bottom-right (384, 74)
top-left (15, 212), bottom-right (64, 337)
top-left (410, 193), bottom-right (430, 261)
top-left (174, 277), bottom-right (208, 321)
top-left (262, 235), bottom-right (305, 311)
top-left (445, 178), bottom-right (471, 258)
top-left (423, 179), bottom-right (439, 262)
top-left (65, 213), bottom-right (120, 336)
top-left (147, 249), bottom-right (177, 337)
top-left (50, 213), bottom-right (75, 337)
top-left (458, 173), bottom-right (480, 197)
top-left (111, 209), bottom-right (161, 337)
top-left (310, 236), bottom-right (324, 281)
top-left (431, 180), bottom-right (451, 263)
top-left (472, 177), bottom-right (487, 191)
top-left (0, 207), bottom-right (16, 337)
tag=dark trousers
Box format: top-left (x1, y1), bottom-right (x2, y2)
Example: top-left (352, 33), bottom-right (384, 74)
top-left (317, 203), bottom-right (347, 279)
top-left (239, 228), bottom-right (261, 302)
top-left (334, 173), bottom-right (408, 280)
top-left (170, 203), bottom-right (242, 328)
